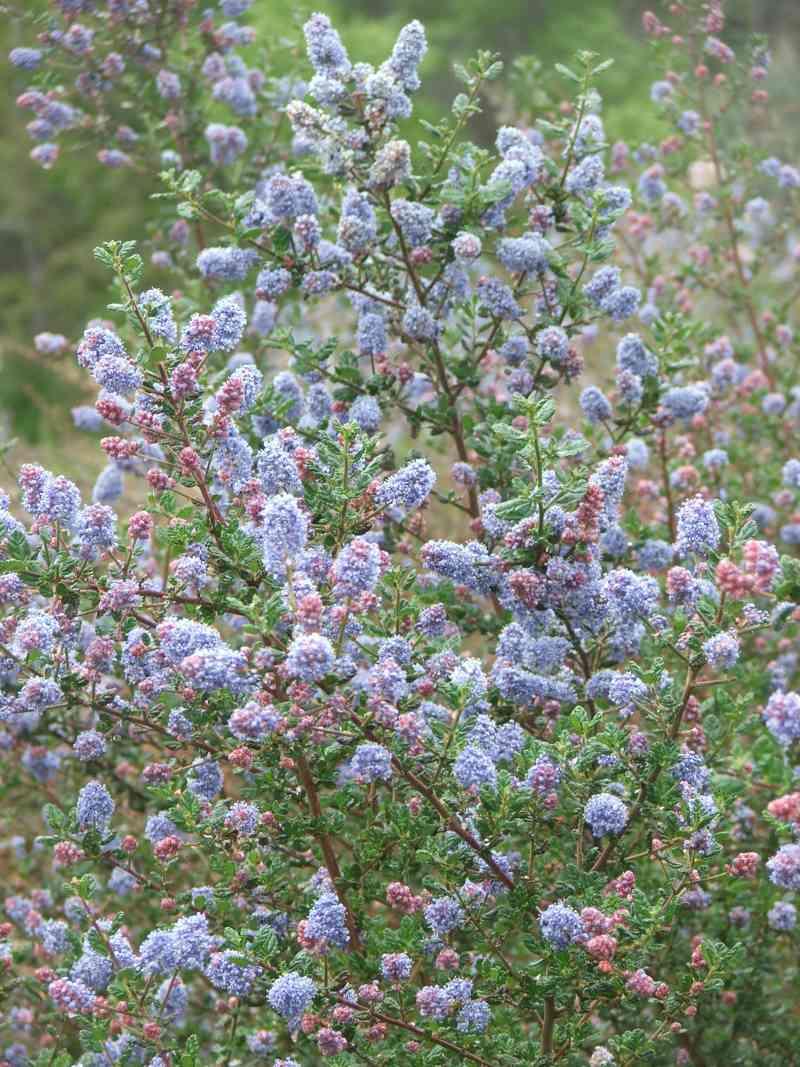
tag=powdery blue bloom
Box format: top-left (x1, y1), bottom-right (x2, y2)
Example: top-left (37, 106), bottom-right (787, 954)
top-left (138, 930), bottom-right (178, 977)
top-left (416, 985), bottom-right (454, 1020)
top-left (139, 288), bottom-right (177, 344)
top-left (703, 630), bottom-right (740, 669)
top-left (638, 165), bottom-right (667, 203)
top-left (213, 74), bottom-right (256, 117)
top-left (465, 712), bottom-right (499, 757)
top-left (637, 539), bottom-right (673, 571)
top-left (416, 603), bottom-right (448, 637)
top-left (205, 122), bottom-right (247, 165)
top-left (247, 1032), bottom-right (278, 1056)
top-left (626, 438), bottom-right (649, 468)
top-left (348, 742), bottom-right (392, 783)
top-left (172, 913), bottom-right (213, 970)
top-left (71, 945), bottom-right (113, 992)
top-left (762, 690), bottom-right (800, 748)
top-left (73, 730), bottom-right (106, 761)
top-left (368, 138), bottom-right (412, 188)
top-left (268, 971), bottom-right (316, 1026)
top-left (477, 276), bottom-right (521, 319)
top-left (256, 437), bottom-right (302, 496)
top-left (497, 233), bottom-right (550, 274)
top-left (92, 354), bottom-right (142, 396)
top-left (348, 394), bottom-right (382, 433)
top-left (72, 405), bottom-right (105, 432)
top-left (367, 656), bottom-right (408, 702)
top-left (48, 977), bottom-right (95, 1014)
top-left (527, 754), bottom-right (562, 796)
top-left (260, 493), bottom-right (308, 575)
top-left (256, 268), bottom-right (292, 299)
top-left (452, 231), bottom-right (482, 260)
top-left (580, 386), bottom-right (612, 423)
top-left (604, 569), bottom-right (659, 621)
top-left (158, 617), bottom-right (222, 665)
top-left (456, 999), bottom-right (491, 1033)
top-left (108, 930), bottom-right (137, 969)
top-left (338, 189), bottom-right (377, 253)
top-left (196, 246), bottom-right (258, 282)
top-left (494, 337), bottom-right (526, 368)
top-left (767, 844), bottom-right (800, 890)
top-left (376, 459), bottom-right (436, 510)
top-left (306, 892), bottom-right (349, 947)
top-left (76, 781), bottom-right (114, 832)
top-left (671, 752), bottom-right (710, 790)
top-left (331, 537), bottom-right (381, 598)
top-left (107, 867), bottom-right (137, 897)
top-left (703, 448), bottom-right (729, 472)
top-left (536, 326), bottom-right (568, 363)
top-left (617, 333), bottom-right (657, 377)
top-left (285, 633), bottom-right (334, 682)
top-left (270, 370), bottom-right (305, 424)
top-left (39, 918), bottom-right (70, 956)
top-left (661, 385), bottom-right (709, 422)
top-left (306, 382), bottom-right (332, 424)
top-left (228, 701), bottom-right (282, 741)
top-left (381, 952), bottom-right (413, 982)
top-left (383, 19), bottom-right (427, 91)
top-left (156, 69), bottom-right (182, 100)
top-left (496, 721), bottom-right (526, 762)
top-left (422, 537), bottom-right (492, 597)
top-left (391, 199), bottom-right (435, 248)
top-left (782, 458), bottom-right (800, 489)
top-left (780, 523), bottom-right (800, 545)
top-left (607, 672), bottom-right (648, 713)
top-left (145, 813), bottom-right (178, 844)
top-left (206, 950), bottom-right (262, 995)
top-left (539, 902), bottom-right (586, 949)
top-left (402, 304), bottom-right (438, 341)
top-left (187, 759), bottom-right (223, 801)
top-left (225, 800), bottom-right (260, 836)
top-left (303, 12), bottom-right (350, 77)
top-left (585, 266), bottom-right (621, 306)
top-left (601, 285), bottom-right (641, 321)
top-left (224, 364), bottom-right (262, 412)
top-left (376, 637), bottom-right (411, 663)
top-left (211, 295), bottom-right (247, 351)
top-left (9, 47), bottom-right (43, 70)
top-left (182, 645), bottom-right (249, 693)
top-left (453, 744), bottom-right (497, 792)
top-left (779, 164), bottom-right (800, 188)
top-left (565, 154), bottom-right (604, 194)
top-left (675, 496), bottom-right (720, 557)
top-left (762, 393), bottom-right (786, 416)
top-left (424, 896), bottom-right (464, 935)
top-left (357, 312), bottom-right (387, 357)
top-left (584, 793), bottom-right (628, 837)
top-left (677, 109), bottom-right (701, 135)
top-left (767, 900), bottom-right (797, 931)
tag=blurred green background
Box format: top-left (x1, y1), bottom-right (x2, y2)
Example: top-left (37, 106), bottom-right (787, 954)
top-left (1, 0), bottom-right (799, 459)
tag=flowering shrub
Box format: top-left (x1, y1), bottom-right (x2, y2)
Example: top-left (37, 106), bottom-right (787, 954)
top-left (3, 1), bottom-right (800, 1065)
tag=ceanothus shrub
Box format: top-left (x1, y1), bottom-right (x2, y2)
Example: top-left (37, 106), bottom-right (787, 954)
top-left (3, 1), bottom-right (800, 1064)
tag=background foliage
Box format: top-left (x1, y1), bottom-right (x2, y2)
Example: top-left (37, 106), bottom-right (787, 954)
top-left (1, 0), bottom-right (799, 451)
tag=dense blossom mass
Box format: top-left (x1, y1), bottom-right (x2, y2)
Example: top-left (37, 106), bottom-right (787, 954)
top-left (2, 1), bottom-right (800, 1065)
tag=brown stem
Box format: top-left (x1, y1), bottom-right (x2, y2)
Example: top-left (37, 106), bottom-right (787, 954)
top-left (701, 95), bottom-right (772, 384)
top-left (541, 994), bottom-right (556, 1059)
top-left (392, 758), bottom-right (515, 889)
top-left (294, 753), bottom-right (363, 953)
top-left (658, 431), bottom-right (676, 542)
top-left (367, 1006), bottom-right (496, 1067)
top-left (590, 664), bottom-right (700, 873)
